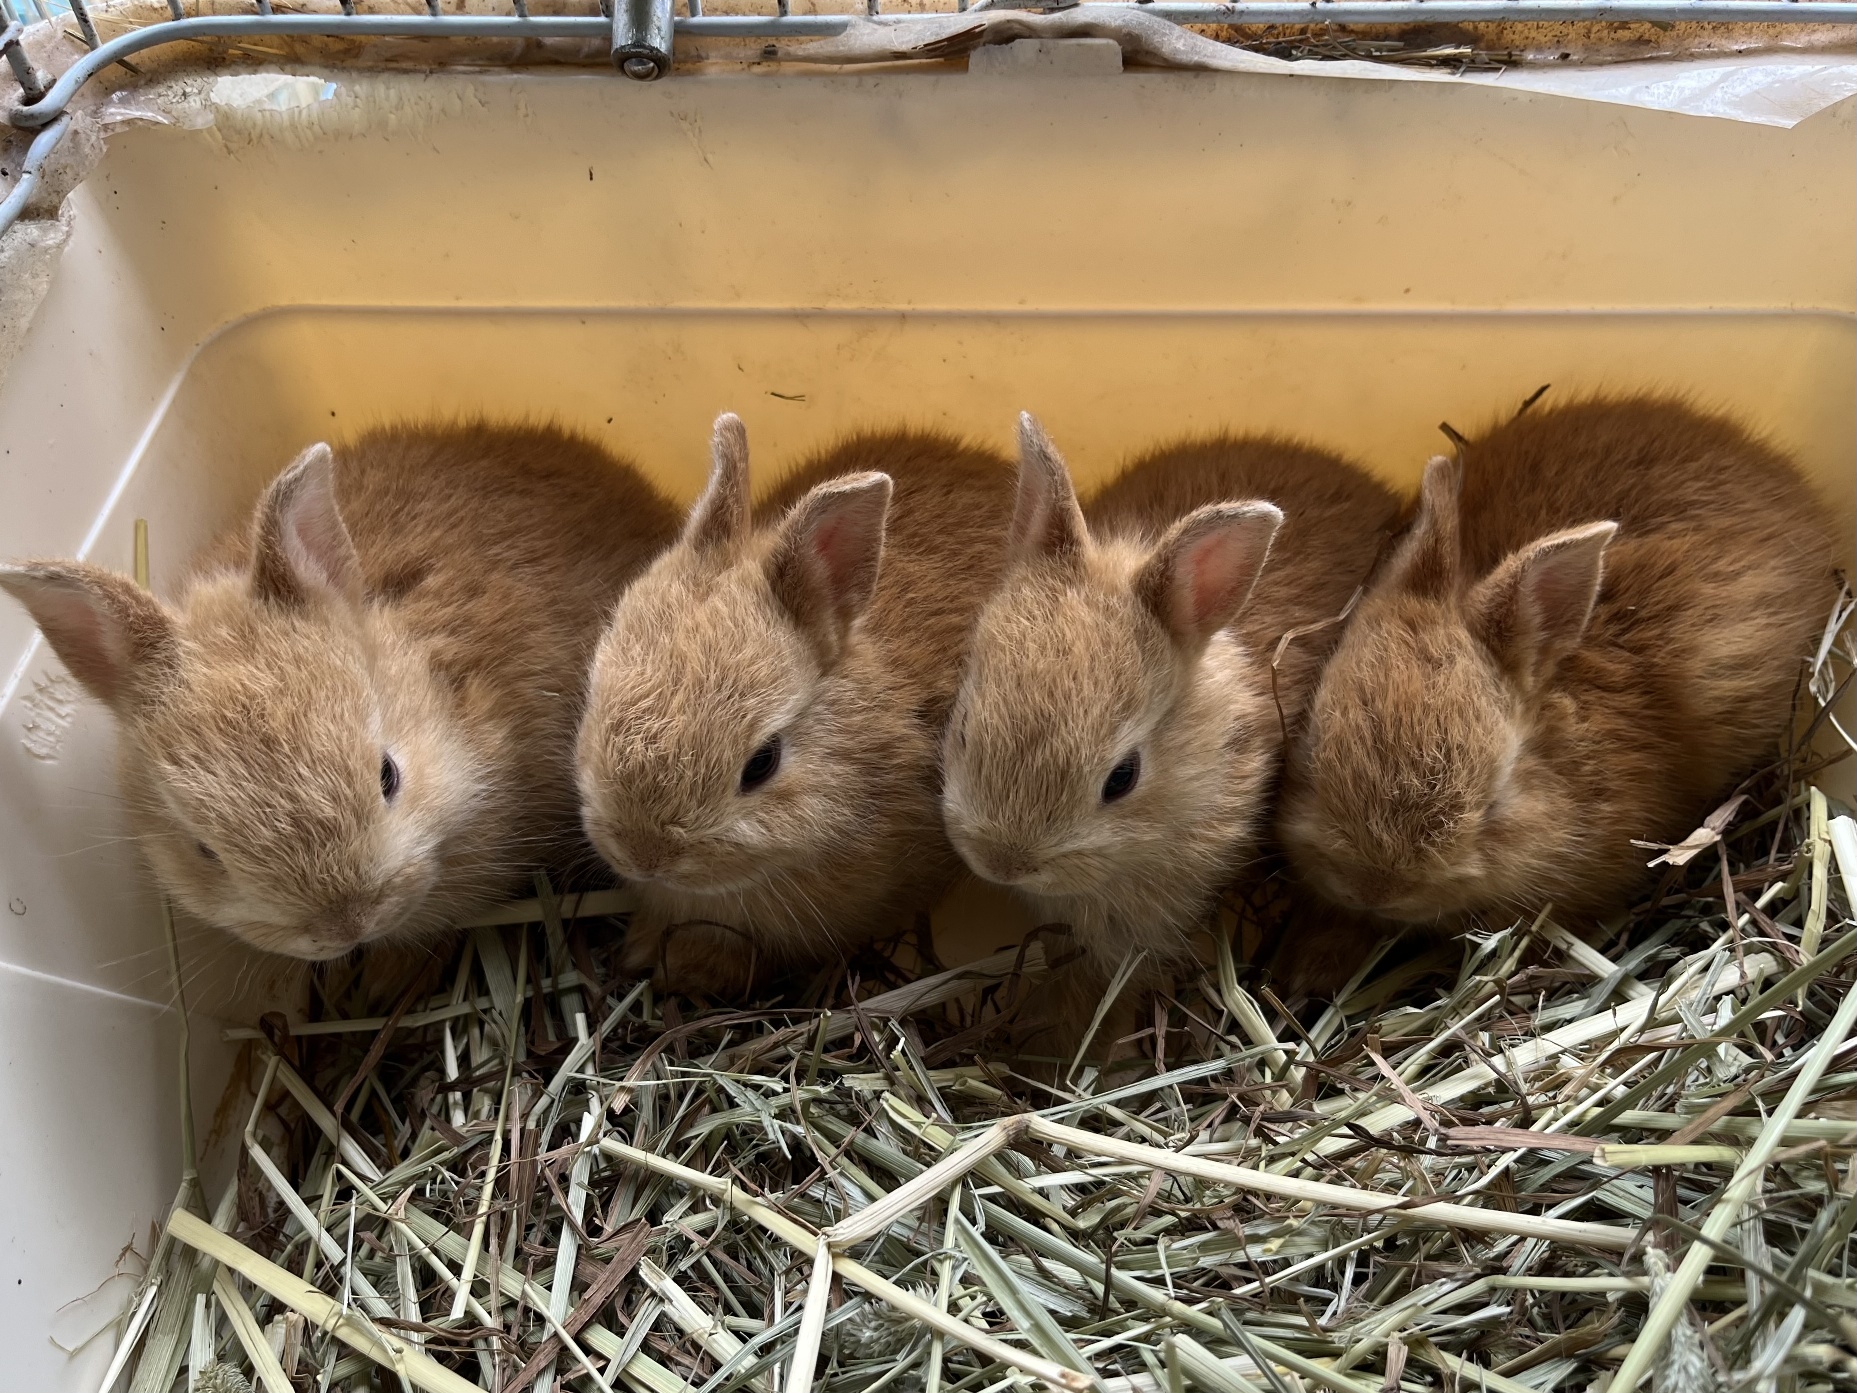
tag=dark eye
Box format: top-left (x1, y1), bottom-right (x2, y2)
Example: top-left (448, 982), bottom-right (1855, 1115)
top-left (380, 754), bottom-right (402, 802)
top-left (196, 842), bottom-right (219, 862)
top-left (740, 736), bottom-right (782, 792)
top-left (1101, 752), bottom-right (1140, 803)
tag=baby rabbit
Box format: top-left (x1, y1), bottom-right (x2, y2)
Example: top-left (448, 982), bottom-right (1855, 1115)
top-left (576, 414), bottom-right (1015, 997)
top-left (1281, 395), bottom-right (1837, 937)
top-left (0, 424), bottom-right (679, 960)
top-left (940, 415), bottom-right (1400, 976)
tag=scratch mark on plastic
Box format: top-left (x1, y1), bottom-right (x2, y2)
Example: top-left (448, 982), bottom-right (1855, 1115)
top-left (20, 671), bottom-right (78, 761)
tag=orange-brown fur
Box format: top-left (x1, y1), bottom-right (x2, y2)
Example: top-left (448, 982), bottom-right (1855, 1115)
top-left (0, 423), bottom-right (679, 959)
top-left (942, 418), bottom-right (1401, 976)
top-left (1281, 395), bottom-right (1837, 945)
top-left (577, 417), bottom-right (1016, 997)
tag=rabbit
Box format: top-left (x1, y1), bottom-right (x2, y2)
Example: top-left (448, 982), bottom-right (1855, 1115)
top-left (0, 422), bottom-right (680, 961)
top-left (576, 413), bottom-right (1016, 998)
top-left (1279, 394), bottom-right (1839, 946)
top-left (939, 414), bottom-right (1402, 982)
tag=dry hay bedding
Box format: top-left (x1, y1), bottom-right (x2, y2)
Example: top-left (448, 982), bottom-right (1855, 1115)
top-left (119, 603), bottom-right (1857, 1393)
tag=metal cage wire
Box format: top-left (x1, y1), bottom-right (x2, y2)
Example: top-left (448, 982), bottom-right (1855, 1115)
top-left (2, 0), bottom-right (1856, 235)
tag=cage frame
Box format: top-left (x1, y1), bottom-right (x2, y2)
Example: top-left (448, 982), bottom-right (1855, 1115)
top-left (3, 0), bottom-right (1857, 235)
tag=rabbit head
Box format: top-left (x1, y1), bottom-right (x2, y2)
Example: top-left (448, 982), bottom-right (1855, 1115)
top-left (940, 415), bottom-right (1283, 961)
top-left (0, 444), bottom-right (485, 959)
top-left (576, 414), bottom-right (902, 918)
top-left (1280, 455), bottom-right (1617, 923)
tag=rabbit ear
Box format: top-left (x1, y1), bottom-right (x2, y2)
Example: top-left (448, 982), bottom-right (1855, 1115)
top-left (683, 413), bottom-right (753, 554)
top-left (1471, 520), bottom-right (1617, 681)
top-left (251, 444), bottom-right (363, 609)
top-left (768, 471), bottom-right (893, 661)
top-left (1388, 455), bottom-right (1462, 599)
top-left (1008, 414), bottom-right (1087, 565)
top-left (0, 562), bottom-right (177, 710)
top-left (1135, 501), bottom-right (1283, 651)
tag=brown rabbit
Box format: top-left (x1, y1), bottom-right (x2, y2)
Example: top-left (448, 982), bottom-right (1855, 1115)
top-left (940, 414), bottom-right (1400, 979)
top-left (576, 414), bottom-right (1016, 997)
top-left (0, 423), bottom-right (679, 960)
top-left (1280, 395), bottom-right (1837, 945)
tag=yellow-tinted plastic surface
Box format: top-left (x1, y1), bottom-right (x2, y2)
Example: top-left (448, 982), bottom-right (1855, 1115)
top-left (0, 65), bottom-right (1848, 1387)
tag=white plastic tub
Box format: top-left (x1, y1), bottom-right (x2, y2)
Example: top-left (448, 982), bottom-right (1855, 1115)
top-left (0, 60), bottom-right (1851, 1387)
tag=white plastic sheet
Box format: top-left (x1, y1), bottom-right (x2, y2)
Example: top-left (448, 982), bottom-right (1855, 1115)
top-left (798, 8), bottom-right (1857, 127)
top-left (1467, 51), bottom-right (1857, 125)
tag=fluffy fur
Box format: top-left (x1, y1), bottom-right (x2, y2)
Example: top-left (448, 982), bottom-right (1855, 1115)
top-left (941, 415), bottom-right (1401, 974)
top-left (576, 415), bottom-right (1016, 996)
top-left (1281, 394), bottom-right (1838, 940)
top-left (0, 423), bottom-right (679, 960)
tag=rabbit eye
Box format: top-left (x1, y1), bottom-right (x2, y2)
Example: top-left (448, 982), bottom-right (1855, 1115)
top-left (196, 841), bottom-right (220, 863)
top-left (380, 754), bottom-right (402, 803)
top-left (1101, 751), bottom-right (1141, 803)
top-left (740, 736), bottom-right (782, 793)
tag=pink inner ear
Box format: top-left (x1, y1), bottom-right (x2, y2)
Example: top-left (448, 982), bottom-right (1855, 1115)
top-left (809, 516), bottom-right (852, 590)
top-left (36, 587), bottom-right (125, 698)
top-left (1189, 543), bottom-right (1228, 627)
top-left (1183, 528), bottom-right (1259, 633)
top-left (288, 501), bottom-right (349, 590)
top-left (1530, 555), bottom-right (1596, 630)
top-left (1523, 533), bottom-right (1609, 644)
top-left (0, 569), bottom-right (163, 707)
top-left (814, 518), bottom-right (845, 565)
top-left (277, 462), bottom-right (362, 601)
top-left (773, 472), bottom-right (889, 644)
top-left (1471, 523), bottom-right (1613, 672)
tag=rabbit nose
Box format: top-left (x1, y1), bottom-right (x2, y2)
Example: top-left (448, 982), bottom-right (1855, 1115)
top-left (1339, 867), bottom-right (1399, 912)
top-left (324, 897), bottom-right (382, 946)
top-left (970, 842), bottom-right (1038, 885)
top-left (617, 828), bottom-right (681, 877)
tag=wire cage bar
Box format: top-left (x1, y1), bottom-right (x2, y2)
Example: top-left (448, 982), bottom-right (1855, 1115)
top-left (2, 0), bottom-right (1856, 236)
